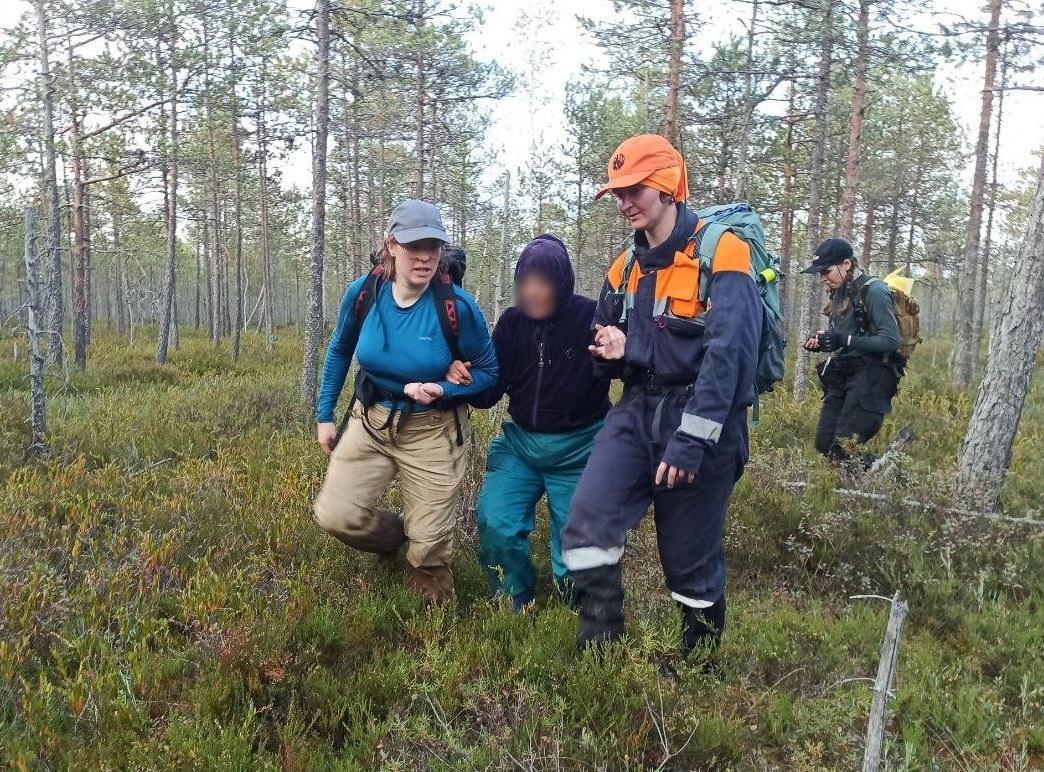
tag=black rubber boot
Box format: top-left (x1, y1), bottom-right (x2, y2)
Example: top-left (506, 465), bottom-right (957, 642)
top-left (680, 595), bottom-right (726, 655)
top-left (573, 563), bottom-right (625, 649)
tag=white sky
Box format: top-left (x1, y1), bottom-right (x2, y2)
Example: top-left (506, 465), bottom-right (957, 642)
top-left (3, 0), bottom-right (1042, 197)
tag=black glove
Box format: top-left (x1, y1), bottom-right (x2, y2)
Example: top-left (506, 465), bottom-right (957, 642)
top-left (816, 331), bottom-right (848, 352)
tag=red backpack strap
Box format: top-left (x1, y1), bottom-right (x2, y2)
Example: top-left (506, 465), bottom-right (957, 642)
top-left (431, 270), bottom-right (464, 362)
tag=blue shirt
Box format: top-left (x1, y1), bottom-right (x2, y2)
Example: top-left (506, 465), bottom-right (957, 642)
top-left (316, 276), bottom-right (498, 423)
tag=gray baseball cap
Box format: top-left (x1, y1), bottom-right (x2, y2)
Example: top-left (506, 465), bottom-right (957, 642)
top-left (385, 199), bottom-right (450, 244)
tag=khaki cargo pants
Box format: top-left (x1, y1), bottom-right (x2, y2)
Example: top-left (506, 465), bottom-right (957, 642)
top-left (313, 403), bottom-right (469, 602)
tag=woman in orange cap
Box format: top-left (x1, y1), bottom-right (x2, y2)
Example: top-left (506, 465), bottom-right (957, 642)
top-left (561, 134), bottom-right (763, 656)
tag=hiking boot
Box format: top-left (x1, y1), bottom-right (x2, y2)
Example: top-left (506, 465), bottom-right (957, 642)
top-left (573, 563), bottom-right (625, 649)
top-left (406, 563), bottom-right (455, 605)
top-left (680, 595), bottom-right (726, 656)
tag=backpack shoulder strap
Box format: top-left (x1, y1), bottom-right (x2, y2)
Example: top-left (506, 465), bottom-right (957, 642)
top-left (353, 265), bottom-right (385, 331)
top-left (338, 265), bottom-right (385, 359)
top-left (432, 270), bottom-right (464, 361)
top-left (855, 276), bottom-right (882, 334)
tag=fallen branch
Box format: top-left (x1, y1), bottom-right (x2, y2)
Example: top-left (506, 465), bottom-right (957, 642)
top-left (784, 482), bottom-right (1043, 526)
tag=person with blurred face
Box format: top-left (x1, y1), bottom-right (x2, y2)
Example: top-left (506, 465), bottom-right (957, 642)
top-left (313, 200), bottom-right (497, 604)
top-left (560, 135), bottom-right (762, 655)
top-left (448, 235), bottom-right (611, 610)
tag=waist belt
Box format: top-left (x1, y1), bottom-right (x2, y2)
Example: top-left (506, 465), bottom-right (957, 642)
top-left (624, 370), bottom-right (695, 397)
top-left (333, 371), bottom-right (465, 449)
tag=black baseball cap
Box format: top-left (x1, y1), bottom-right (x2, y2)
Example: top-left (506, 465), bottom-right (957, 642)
top-left (801, 238), bottom-right (854, 273)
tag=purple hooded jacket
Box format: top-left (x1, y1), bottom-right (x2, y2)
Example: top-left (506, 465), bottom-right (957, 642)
top-left (470, 234), bottom-right (611, 434)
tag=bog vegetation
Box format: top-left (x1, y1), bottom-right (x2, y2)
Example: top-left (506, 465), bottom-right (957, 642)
top-left (0, 328), bottom-right (1041, 769)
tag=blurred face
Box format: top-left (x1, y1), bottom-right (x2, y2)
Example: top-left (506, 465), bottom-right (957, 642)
top-left (517, 272), bottom-right (557, 320)
top-left (613, 184), bottom-right (673, 232)
top-left (389, 238), bottom-right (444, 288)
top-left (818, 259), bottom-right (853, 291)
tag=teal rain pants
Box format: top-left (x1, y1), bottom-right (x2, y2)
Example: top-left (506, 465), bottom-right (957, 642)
top-left (477, 420), bottom-right (602, 608)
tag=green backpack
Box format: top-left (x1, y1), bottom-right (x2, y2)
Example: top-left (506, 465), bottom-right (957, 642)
top-left (692, 202), bottom-right (786, 401)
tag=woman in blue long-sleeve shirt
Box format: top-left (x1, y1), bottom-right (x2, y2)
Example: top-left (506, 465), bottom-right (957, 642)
top-left (312, 200), bottom-right (497, 604)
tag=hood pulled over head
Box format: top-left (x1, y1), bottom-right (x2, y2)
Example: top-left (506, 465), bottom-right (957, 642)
top-left (514, 233), bottom-right (574, 303)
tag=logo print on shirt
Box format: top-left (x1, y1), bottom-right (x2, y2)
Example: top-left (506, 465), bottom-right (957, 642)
top-left (418, 336), bottom-right (433, 342)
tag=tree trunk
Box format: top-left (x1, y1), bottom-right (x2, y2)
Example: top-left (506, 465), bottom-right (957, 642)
top-left (862, 203), bottom-right (876, 271)
top-left (157, 21), bottom-right (178, 365)
top-left (69, 109), bottom-right (88, 369)
top-left (950, 0), bottom-right (1001, 387)
top-left (258, 94), bottom-right (275, 353)
top-left (733, 0), bottom-right (757, 199)
top-left (301, 0), bottom-right (330, 410)
top-left (792, 0), bottom-right (834, 401)
top-left (494, 171), bottom-right (511, 321)
top-left (972, 45), bottom-right (1007, 370)
top-left (838, 0), bottom-right (870, 240)
top-left (194, 224), bottom-right (201, 329)
top-left (82, 162), bottom-right (92, 346)
top-left (664, 0), bottom-right (685, 146)
top-left (779, 88), bottom-right (796, 332)
top-left (413, 0), bottom-right (426, 197)
top-left (113, 203), bottom-right (127, 335)
top-left (958, 154), bottom-right (1044, 512)
top-left (24, 206), bottom-right (46, 454)
top-left (35, 0), bottom-right (64, 367)
top-left (230, 51), bottom-right (244, 362)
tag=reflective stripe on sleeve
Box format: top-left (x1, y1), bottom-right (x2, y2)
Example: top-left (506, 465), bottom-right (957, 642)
top-left (562, 545), bottom-right (625, 571)
top-left (671, 591), bottom-right (714, 609)
top-left (678, 414), bottom-right (723, 443)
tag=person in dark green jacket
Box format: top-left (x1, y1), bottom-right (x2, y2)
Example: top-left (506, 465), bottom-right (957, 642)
top-left (802, 238), bottom-right (901, 464)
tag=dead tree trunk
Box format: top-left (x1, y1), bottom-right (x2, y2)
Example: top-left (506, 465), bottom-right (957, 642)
top-left (301, 0), bottom-right (331, 409)
top-left (957, 154), bottom-right (1044, 513)
top-left (861, 593), bottom-right (909, 772)
top-left (24, 207), bottom-right (46, 454)
top-left (792, 0), bottom-right (834, 401)
top-left (950, 0), bottom-right (1001, 388)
